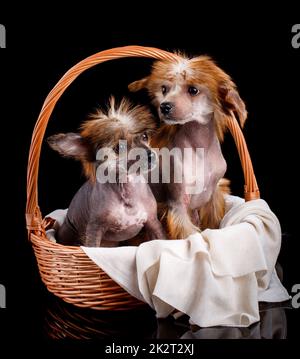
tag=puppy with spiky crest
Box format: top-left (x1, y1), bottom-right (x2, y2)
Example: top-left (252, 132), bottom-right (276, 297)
top-left (129, 53), bottom-right (247, 239)
top-left (48, 97), bottom-right (166, 247)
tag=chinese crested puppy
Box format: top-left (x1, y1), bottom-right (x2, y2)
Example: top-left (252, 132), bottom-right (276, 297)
top-left (48, 97), bottom-right (166, 247)
top-left (129, 53), bottom-right (247, 239)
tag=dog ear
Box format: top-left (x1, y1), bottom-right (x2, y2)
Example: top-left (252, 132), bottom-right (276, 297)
top-left (219, 84), bottom-right (247, 128)
top-left (128, 77), bottom-right (149, 92)
top-left (47, 133), bottom-right (91, 161)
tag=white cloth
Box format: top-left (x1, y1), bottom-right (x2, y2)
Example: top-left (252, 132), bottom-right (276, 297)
top-left (46, 195), bottom-right (290, 327)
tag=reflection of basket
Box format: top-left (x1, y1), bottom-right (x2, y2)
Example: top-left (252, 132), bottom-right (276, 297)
top-left (44, 295), bottom-right (156, 339)
top-left (26, 46), bottom-right (260, 310)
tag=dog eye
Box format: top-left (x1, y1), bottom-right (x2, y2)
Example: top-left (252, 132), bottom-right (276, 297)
top-left (188, 86), bottom-right (199, 96)
top-left (161, 85), bottom-right (168, 95)
top-left (141, 133), bottom-right (148, 142)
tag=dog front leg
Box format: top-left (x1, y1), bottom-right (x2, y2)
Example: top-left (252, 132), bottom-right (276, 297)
top-left (198, 184), bottom-right (227, 230)
top-left (189, 209), bottom-right (200, 228)
top-left (167, 204), bottom-right (200, 240)
top-left (84, 220), bottom-right (104, 247)
top-left (145, 217), bottom-right (167, 240)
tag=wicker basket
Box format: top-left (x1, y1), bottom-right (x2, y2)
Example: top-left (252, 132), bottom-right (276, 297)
top-left (26, 46), bottom-right (260, 310)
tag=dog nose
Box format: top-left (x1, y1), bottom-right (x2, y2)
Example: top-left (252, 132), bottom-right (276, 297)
top-left (160, 102), bottom-right (173, 115)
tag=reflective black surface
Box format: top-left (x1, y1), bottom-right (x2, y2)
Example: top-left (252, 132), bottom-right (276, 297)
top-left (42, 293), bottom-right (291, 340)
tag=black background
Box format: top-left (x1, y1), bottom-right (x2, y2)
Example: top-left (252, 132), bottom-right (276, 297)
top-left (0, 4), bottom-right (300, 352)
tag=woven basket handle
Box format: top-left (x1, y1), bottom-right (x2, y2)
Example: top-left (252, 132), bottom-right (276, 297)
top-left (26, 45), bottom-right (259, 232)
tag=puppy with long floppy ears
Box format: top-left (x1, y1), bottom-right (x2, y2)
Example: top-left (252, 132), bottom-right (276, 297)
top-left (47, 97), bottom-right (166, 247)
top-left (129, 53), bottom-right (247, 239)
